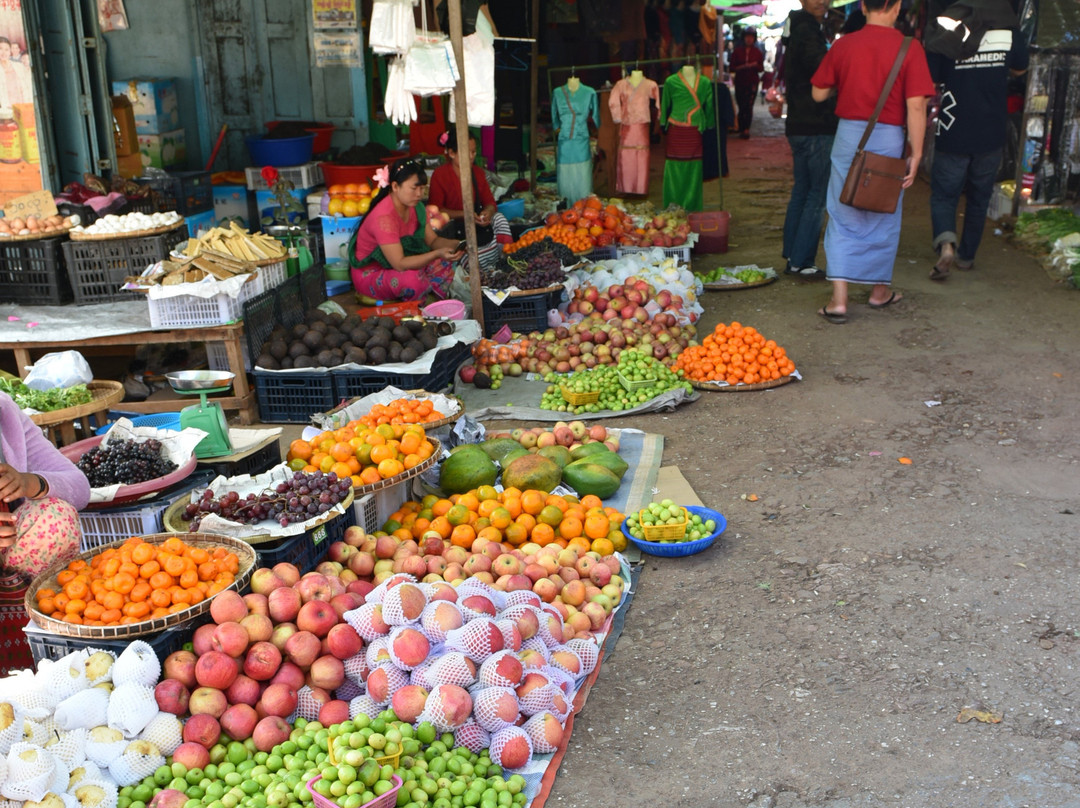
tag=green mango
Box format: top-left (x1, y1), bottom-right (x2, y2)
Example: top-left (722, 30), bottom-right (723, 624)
top-left (560, 463), bottom-right (621, 499)
top-left (568, 442), bottom-right (611, 462)
top-left (567, 449), bottom-right (628, 479)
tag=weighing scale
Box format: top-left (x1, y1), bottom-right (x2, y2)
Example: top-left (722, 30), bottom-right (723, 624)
top-left (165, 370), bottom-right (235, 459)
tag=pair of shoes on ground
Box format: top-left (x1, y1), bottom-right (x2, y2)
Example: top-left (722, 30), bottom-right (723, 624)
top-left (785, 262), bottom-right (827, 280)
top-left (818, 292), bottom-right (902, 325)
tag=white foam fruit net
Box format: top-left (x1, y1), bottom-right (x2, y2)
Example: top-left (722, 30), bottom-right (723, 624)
top-left (365, 573), bottom-right (416, 605)
top-left (111, 643), bottom-right (160, 689)
top-left (540, 665), bottom-right (575, 696)
top-left (66, 761), bottom-right (103, 790)
top-left (22, 719), bottom-right (49, 748)
top-left (417, 685), bottom-right (472, 732)
top-left (105, 685), bottom-right (157, 739)
top-left (84, 729), bottom-right (126, 768)
top-left (364, 664), bottom-right (409, 706)
top-left (345, 603), bottom-right (391, 642)
top-left (547, 647), bottom-right (583, 678)
top-left (519, 637), bottom-right (550, 662)
top-left (444, 618), bottom-right (504, 663)
top-left (495, 620), bottom-right (521, 653)
top-left (387, 627), bottom-right (429, 671)
top-left (3, 742), bottom-right (58, 802)
top-left (54, 690), bottom-right (109, 732)
top-left (488, 726), bottom-right (532, 771)
top-left (565, 638), bottom-right (599, 675)
top-left (456, 580), bottom-right (506, 611)
top-left (381, 583), bottom-right (427, 626)
top-left (294, 687), bottom-right (323, 722)
top-left (347, 694), bottom-right (381, 720)
top-left (408, 656), bottom-right (437, 690)
top-left (499, 604), bottom-right (541, 639)
top-left (335, 680), bottom-right (362, 703)
top-left (136, 713), bottom-right (182, 757)
top-left (478, 651), bottom-right (524, 689)
top-left (537, 612), bottom-right (564, 648)
top-left (419, 601), bottom-right (463, 644)
top-left (502, 590), bottom-right (542, 609)
top-left (459, 596), bottom-right (496, 624)
top-left (48, 654), bottom-right (90, 703)
top-left (0, 700), bottom-right (25, 755)
top-left (471, 687), bottom-right (519, 733)
top-left (72, 779), bottom-right (119, 808)
top-left (522, 712), bottom-right (562, 754)
top-left (452, 719), bottom-right (490, 754)
top-left (45, 727), bottom-right (87, 770)
top-left (364, 637), bottom-right (391, 670)
top-left (108, 741), bottom-right (164, 786)
top-left (426, 653), bottom-right (476, 689)
top-left (343, 653), bottom-right (368, 685)
top-left (516, 679), bottom-right (555, 717)
top-left (82, 651), bottom-right (117, 687)
top-left (49, 750), bottom-right (72, 798)
top-left (418, 582), bottom-right (456, 603)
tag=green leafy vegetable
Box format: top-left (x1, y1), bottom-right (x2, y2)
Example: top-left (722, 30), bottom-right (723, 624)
top-left (0, 377), bottom-right (92, 412)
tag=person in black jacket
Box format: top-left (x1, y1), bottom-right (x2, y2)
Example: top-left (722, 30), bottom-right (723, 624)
top-left (781, 0), bottom-right (838, 279)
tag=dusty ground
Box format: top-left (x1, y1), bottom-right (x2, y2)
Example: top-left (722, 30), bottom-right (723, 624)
top-left (539, 104), bottom-right (1080, 806)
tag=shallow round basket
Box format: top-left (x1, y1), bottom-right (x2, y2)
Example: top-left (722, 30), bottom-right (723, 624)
top-left (60, 434), bottom-right (198, 508)
top-left (68, 221), bottom-right (186, 241)
top-left (29, 380), bottom-right (124, 430)
top-left (422, 299), bottom-right (465, 320)
top-left (353, 436), bottom-right (442, 496)
top-left (621, 505), bottom-right (727, 557)
top-left (690, 375), bottom-right (795, 393)
top-left (319, 396), bottom-right (463, 432)
top-left (0, 226), bottom-right (77, 242)
top-left (24, 532), bottom-right (256, 638)
top-left (702, 276), bottom-right (777, 291)
top-left (163, 488), bottom-right (354, 547)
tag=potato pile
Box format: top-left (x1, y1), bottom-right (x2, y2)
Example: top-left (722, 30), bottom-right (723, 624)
top-left (0, 213), bottom-right (79, 237)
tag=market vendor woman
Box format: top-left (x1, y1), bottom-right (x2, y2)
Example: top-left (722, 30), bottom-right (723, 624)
top-left (348, 158), bottom-right (464, 302)
top-left (0, 391), bottom-right (90, 579)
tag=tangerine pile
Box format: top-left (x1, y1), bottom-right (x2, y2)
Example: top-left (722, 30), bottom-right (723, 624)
top-left (382, 488), bottom-right (627, 556)
top-left (503, 223), bottom-right (593, 255)
top-left (672, 321), bottom-right (796, 385)
top-left (326, 181), bottom-right (376, 218)
top-left (346, 398), bottom-right (447, 429)
top-left (33, 536), bottom-right (240, 626)
top-left (287, 423), bottom-right (436, 487)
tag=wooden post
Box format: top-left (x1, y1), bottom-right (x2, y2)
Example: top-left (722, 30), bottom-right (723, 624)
top-left (529, 0), bottom-right (540, 190)
top-left (446, 0), bottom-right (485, 332)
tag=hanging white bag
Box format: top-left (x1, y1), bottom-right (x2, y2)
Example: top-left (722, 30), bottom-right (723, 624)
top-left (448, 15), bottom-right (496, 127)
top-left (402, 0), bottom-right (459, 97)
top-left (369, 0), bottom-right (415, 55)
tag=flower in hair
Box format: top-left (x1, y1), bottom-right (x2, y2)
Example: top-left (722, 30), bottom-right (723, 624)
top-left (438, 132), bottom-right (450, 147)
top-left (373, 166), bottom-right (390, 189)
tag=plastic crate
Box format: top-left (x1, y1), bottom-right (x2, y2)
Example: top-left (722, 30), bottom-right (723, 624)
top-left (480, 289), bottom-right (561, 338)
top-left (245, 162), bottom-right (324, 191)
top-left (331, 341), bottom-right (472, 400)
top-left (251, 506), bottom-right (354, 573)
top-left (96, 412), bottom-right (182, 435)
top-left (207, 340), bottom-right (252, 372)
top-left (0, 237), bottom-right (73, 305)
top-left (125, 196), bottom-right (157, 215)
top-left (616, 244), bottom-right (692, 265)
top-left (352, 477), bottom-right (414, 533)
top-left (587, 246), bottom-right (617, 261)
top-left (24, 621), bottom-right (199, 666)
top-left (62, 225), bottom-right (189, 305)
top-left (253, 370), bottom-right (338, 423)
top-left (618, 370), bottom-right (657, 392)
top-left (242, 272), bottom-right (310, 363)
top-left (320, 215), bottom-right (361, 265)
top-left (138, 170), bottom-right (214, 215)
top-left (561, 385), bottom-right (599, 406)
top-left (308, 775), bottom-right (402, 808)
top-left (197, 432), bottom-right (282, 479)
top-left (688, 211), bottom-right (729, 254)
top-left (298, 261), bottom-right (327, 310)
top-left (638, 506), bottom-right (688, 541)
top-left (76, 470), bottom-right (215, 551)
top-left (147, 260), bottom-right (286, 328)
top-left (56, 201), bottom-right (99, 225)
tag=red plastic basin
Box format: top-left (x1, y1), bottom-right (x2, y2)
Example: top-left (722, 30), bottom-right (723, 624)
top-left (62, 435), bottom-right (198, 508)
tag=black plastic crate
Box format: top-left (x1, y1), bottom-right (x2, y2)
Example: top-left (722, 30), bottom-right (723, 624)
top-left (25, 620), bottom-right (201, 666)
top-left (481, 289), bottom-right (561, 337)
top-left (138, 171), bottom-right (214, 215)
top-left (0, 237), bottom-right (73, 305)
top-left (298, 261), bottom-right (327, 311)
top-left (124, 196), bottom-right (157, 215)
top-left (250, 506), bottom-right (354, 574)
top-left (56, 201), bottom-right (100, 225)
top-left (331, 341), bottom-right (471, 400)
top-left (197, 434), bottom-right (282, 479)
top-left (243, 275), bottom-right (307, 363)
top-left (253, 369), bottom-right (338, 423)
top-left (62, 225), bottom-right (188, 305)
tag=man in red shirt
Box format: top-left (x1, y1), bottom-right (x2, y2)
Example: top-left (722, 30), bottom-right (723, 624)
top-left (729, 27), bottom-right (765, 138)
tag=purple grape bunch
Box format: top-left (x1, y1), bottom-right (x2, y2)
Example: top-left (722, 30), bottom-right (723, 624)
top-left (182, 470), bottom-right (352, 531)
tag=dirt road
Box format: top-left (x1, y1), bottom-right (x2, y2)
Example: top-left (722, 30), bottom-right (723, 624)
top-left (546, 104), bottom-right (1080, 806)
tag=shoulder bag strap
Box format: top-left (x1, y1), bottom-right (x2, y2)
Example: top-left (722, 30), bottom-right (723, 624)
top-left (856, 36), bottom-right (913, 152)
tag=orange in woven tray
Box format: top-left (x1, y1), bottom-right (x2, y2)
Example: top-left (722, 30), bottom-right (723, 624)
top-left (672, 321), bottom-right (797, 385)
top-left (287, 423), bottom-right (436, 488)
top-left (350, 398), bottom-right (446, 428)
top-left (35, 535), bottom-right (239, 627)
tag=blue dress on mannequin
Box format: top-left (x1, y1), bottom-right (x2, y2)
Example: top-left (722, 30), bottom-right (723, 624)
top-left (552, 81), bottom-right (600, 204)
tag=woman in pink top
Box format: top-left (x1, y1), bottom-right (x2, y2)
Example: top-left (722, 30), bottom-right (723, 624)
top-left (347, 158), bottom-right (464, 302)
top-left (1, 392), bottom-right (90, 579)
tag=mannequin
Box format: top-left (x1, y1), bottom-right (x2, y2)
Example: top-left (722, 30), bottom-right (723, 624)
top-left (610, 69), bottom-right (660, 195)
top-left (552, 75), bottom-right (599, 204)
top-left (661, 63), bottom-right (715, 211)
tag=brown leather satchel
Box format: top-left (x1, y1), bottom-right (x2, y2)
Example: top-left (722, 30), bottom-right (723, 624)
top-left (839, 37), bottom-right (913, 214)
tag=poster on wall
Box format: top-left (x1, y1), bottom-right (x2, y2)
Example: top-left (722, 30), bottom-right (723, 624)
top-left (98, 0), bottom-right (129, 32)
top-left (312, 0), bottom-right (357, 30)
top-left (0, 0), bottom-right (43, 210)
top-left (314, 32), bottom-right (361, 68)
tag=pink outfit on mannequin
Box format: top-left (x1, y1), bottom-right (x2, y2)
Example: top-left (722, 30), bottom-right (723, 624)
top-left (609, 76), bottom-right (660, 195)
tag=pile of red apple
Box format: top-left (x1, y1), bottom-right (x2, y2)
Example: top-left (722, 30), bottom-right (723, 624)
top-left (633, 209), bottom-right (693, 249)
top-left (566, 276), bottom-right (688, 324)
top-left (486, 421), bottom-right (619, 454)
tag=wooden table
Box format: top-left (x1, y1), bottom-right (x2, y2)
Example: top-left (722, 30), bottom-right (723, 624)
top-left (1, 323), bottom-right (257, 425)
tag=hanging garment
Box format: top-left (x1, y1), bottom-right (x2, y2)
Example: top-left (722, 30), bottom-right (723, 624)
top-left (594, 89), bottom-right (620, 195)
top-left (552, 82), bottom-right (600, 203)
top-left (610, 77), bottom-right (660, 194)
top-left (661, 70), bottom-right (714, 211)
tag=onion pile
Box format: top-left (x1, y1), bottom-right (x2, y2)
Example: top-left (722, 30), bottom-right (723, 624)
top-left (0, 213), bottom-right (80, 237)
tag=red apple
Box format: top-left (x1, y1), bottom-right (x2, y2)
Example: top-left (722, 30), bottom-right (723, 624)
top-left (297, 600), bottom-right (338, 638)
top-left (267, 587), bottom-right (302, 624)
top-left (244, 641), bottom-right (283, 682)
top-left (195, 651), bottom-right (239, 690)
top-left (154, 679), bottom-right (189, 715)
top-left (252, 715), bottom-right (291, 753)
top-left (219, 703), bottom-right (258, 742)
top-left (326, 623), bottom-right (363, 660)
top-left (162, 650), bottom-right (197, 690)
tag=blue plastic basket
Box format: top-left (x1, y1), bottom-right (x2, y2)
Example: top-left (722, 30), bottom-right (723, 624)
top-left (246, 134), bottom-right (315, 167)
top-left (621, 505), bottom-right (726, 557)
top-left (96, 412), bottom-right (182, 435)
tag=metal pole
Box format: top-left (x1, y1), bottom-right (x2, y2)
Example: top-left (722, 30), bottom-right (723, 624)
top-left (529, 0), bottom-right (540, 189)
top-left (447, 0), bottom-right (485, 331)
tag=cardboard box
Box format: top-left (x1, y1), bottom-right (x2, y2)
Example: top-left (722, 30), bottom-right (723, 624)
top-left (254, 185), bottom-right (318, 226)
top-left (116, 151), bottom-right (143, 179)
top-left (137, 129), bottom-right (186, 170)
top-left (186, 208), bottom-right (217, 238)
top-left (213, 185), bottom-right (249, 226)
top-left (113, 78), bottom-right (180, 134)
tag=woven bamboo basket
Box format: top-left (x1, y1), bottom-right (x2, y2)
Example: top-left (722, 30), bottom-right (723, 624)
top-left (24, 532), bottom-right (256, 639)
top-left (29, 381), bottom-right (125, 430)
top-left (689, 375), bottom-right (795, 393)
top-left (0, 225), bottom-right (76, 242)
top-left (318, 392), bottom-right (465, 432)
top-left (69, 221), bottom-right (186, 241)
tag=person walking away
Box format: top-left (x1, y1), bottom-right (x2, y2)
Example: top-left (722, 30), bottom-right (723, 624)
top-left (781, 0), bottom-right (838, 280)
top-left (810, 0), bottom-right (935, 323)
top-left (730, 28), bottom-right (764, 138)
top-left (926, 15), bottom-right (1028, 280)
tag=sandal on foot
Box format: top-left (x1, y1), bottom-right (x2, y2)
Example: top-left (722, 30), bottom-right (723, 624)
top-left (929, 265), bottom-right (950, 281)
top-left (868, 292), bottom-right (902, 309)
top-left (818, 306), bottom-right (847, 324)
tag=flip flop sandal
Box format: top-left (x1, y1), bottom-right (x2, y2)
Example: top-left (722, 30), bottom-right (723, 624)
top-left (818, 306), bottom-right (847, 324)
top-left (868, 292), bottom-right (902, 309)
top-left (929, 265), bottom-right (950, 282)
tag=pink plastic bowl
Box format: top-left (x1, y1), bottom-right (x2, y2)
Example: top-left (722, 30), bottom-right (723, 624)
top-left (422, 299), bottom-right (465, 320)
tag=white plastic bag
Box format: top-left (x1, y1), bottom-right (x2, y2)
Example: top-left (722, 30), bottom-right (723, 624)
top-left (403, 38), bottom-right (459, 97)
top-left (23, 351), bottom-right (93, 391)
top-left (369, 0), bottom-right (415, 55)
top-left (447, 32), bottom-right (495, 126)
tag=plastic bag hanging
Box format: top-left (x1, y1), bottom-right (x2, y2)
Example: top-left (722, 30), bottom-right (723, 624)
top-left (368, 0), bottom-right (415, 55)
top-left (402, 0), bottom-right (459, 98)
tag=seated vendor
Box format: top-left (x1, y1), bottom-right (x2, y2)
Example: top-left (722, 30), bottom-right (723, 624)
top-left (0, 391), bottom-right (91, 580)
top-left (348, 158), bottom-right (464, 302)
top-left (427, 129), bottom-right (512, 268)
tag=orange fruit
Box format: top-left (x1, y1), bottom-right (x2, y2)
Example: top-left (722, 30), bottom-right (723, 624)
top-left (584, 514), bottom-right (611, 540)
top-left (450, 524), bottom-right (476, 549)
top-left (446, 504), bottom-right (471, 527)
top-left (521, 491), bottom-right (546, 516)
top-left (377, 458), bottom-right (404, 478)
top-left (590, 537), bottom-right (615, 556)
top-left (538, 505), bottom-right (564, 528)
